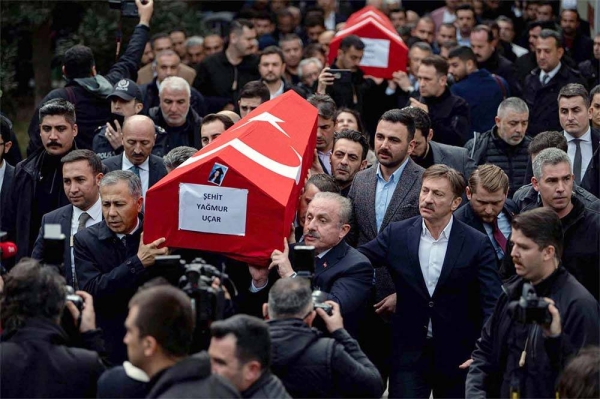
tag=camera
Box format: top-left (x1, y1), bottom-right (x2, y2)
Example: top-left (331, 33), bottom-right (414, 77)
top-left (312, 290), bottom-right (333, 316)
top-left (294, 245), bottom-right (315, 279)
top-left (65, 285), bottom-right (84, 312)
top-left (108, 0), bottom-right (139, 18)
top-left (156, 255), bottom-right (235, 351)
top-left (509, 283), bottom-right (552, 325)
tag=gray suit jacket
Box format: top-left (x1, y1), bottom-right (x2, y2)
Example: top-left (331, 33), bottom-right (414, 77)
top-left (429, 140), bottom-right (476, 180)
top-left (348, 158), bottom-right (424, 300)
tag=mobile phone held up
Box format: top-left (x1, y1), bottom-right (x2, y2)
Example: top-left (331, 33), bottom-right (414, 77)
top-left (328, 69), bottom-right (352, 84)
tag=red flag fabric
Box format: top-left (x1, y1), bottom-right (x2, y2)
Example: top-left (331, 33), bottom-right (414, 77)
top-left (144, 90), bottom-right (317, 265)
top-left (328, 8), bottom-right (408, 79)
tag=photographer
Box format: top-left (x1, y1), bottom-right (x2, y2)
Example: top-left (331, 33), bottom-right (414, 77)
top-left (0, 259), bottom-right (105, 398)
top-left (264, 278), bottom-right (384, 398)
top-left (466, 208), bottom-right (599, 398)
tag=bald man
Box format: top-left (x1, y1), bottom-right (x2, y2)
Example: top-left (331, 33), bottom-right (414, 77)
top-left (102, 115), bottom-right (167, 198)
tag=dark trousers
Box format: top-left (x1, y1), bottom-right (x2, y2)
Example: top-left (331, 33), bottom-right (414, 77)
top-left (389, 339), bottom-right (467, 399)
top-left (358, 304), bottom-right (392, 383)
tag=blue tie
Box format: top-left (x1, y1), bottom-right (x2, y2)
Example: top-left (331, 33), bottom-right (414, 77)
top-left (129, 165), bottom-right (141, 178)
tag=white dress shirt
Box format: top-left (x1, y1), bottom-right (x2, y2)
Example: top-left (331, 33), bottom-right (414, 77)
top-left (418, 216), bottom-right (453, 337)
top-left (564, 128), bottom-right (593, 180)
top-left (540, 62), bottom-right (561, 84)
top-left (122, 154), bottom-right (150, 199)
top-left (318, 150), bottom-right (333, 174)
top-left (70, 197), bottom-right (103, 282)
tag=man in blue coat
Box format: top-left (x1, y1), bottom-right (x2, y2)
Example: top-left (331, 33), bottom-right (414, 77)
top-left (359, 165), bottom-right (502, 398)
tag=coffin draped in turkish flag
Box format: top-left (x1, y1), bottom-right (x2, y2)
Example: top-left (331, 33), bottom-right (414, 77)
top-left (344, 5), bottom-right (396, 33)
top-left (144, 90), bottom-right (317, 265)
top-left (328, 7), bottom-right (408, 79)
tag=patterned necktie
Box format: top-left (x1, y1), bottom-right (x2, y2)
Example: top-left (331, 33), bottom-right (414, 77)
top-left (542, 73), bottom-right (550, 86)
top-left (492, 219), bottom-right (507, 252)
top-left (573, 138), bottom-right (583, 184)
top-left (77, 212), bottom-right (91, 232)
top-left (129, 165), bottom-right (141, 178)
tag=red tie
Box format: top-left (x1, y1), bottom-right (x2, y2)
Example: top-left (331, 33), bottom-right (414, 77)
top-left (493, 219), bottom-right (507, 251)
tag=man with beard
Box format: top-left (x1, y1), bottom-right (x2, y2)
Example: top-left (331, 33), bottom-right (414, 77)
top-left (149, 76), bottom-right (202, 151)
top-left (194, 19), bottom-right (260, 107)
top-left (470, 25), bottom-right (521, 97)
top-left (258, 46), bottom-right (291, 99)
top-left (410, 55), bottom-right (471, 147)
top-left (347, 108), bottom-right (424, 385)
top-left (404, 106), bottom-right (475, 180)
top-left (560, 9), bottom-right (593, 65)
top-left (2, 99), bottom-right (78, 261)
top-left (465, 97), bottom-right (532, 197)
top-left (93, 79), bottom-right (167, 160)
top-left (448, 46), bottom-right (507, 135)
top-left (330, 129), bottom-right (368, 197)
top-left (280, 34), bottom-right (303, 85)
top-left (308, 94), bottom-right (337, 174)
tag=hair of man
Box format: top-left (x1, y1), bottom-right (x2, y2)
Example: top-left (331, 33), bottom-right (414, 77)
top-left (129, 285), bottom-right (194, 357)
top-left (468, 164), bottom-right (509, 194)
top-left (39, 98), bottom-right (76, 126)
top-left (100, 170), bottom-right (142, 199)
top-left (210, 314), bottom-right (271, 369)
top-left (511, 207), bottom-right (564, 258)
top-left (422, 164), bottom-right (466, 198)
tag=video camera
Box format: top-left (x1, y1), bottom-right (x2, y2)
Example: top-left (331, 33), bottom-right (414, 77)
top-left (155, 255), bottom-right (235, 351)
top-left (509, 283), bottom-right (552, 325)
top-left (40, 224), bottom-right (84, 314)
top-left (294, 245), bottom-right (333, 316)
top-left (108, 0), bottom-right (139, 18)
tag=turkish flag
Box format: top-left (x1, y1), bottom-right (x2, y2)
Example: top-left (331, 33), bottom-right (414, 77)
top-left (345, 5), bottom-right (396, 33)
top-left (328, 8), bottom-right (408, 79)
top-left (144, 91), bottom-right (317, 265)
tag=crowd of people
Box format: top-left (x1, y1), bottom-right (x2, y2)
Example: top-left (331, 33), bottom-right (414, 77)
top-left (1, 0), bottom-right (599, 398)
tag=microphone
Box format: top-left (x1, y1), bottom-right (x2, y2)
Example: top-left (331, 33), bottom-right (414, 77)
top-left (0, 241), bottom-right (17, 260)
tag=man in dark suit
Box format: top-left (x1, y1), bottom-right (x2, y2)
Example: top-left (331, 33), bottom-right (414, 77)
top-left (523, 29), bottom-right (587, 136)
top-left (405, 106), bottom-right (475, 180)
top-left (454, 164), bottom-right (517, 267)
top-left (347, 108), bottom-right (424, 382)
top-left (359, 165), bottom-right (502, 398)
top-left (252, 192), bottom-right (372, 339)
top-left (558, 83), bottom-right (599, 197)
top-left (74, 170), bottom-right (168, 364)
top-left (31, 150), bottom-right (104, 288)
top-left (0, 116), bottom-right (15, 226)
top-left (102, 115), bottom-right (167, 200)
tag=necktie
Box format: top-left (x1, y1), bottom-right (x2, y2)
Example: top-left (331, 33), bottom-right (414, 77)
top-left (121, 235), bottom-right (128, 249)
top-left (542, 74), bottom-right (550, 85)
top-left (129, 165), bottom-right (141, 179)
top-left (77, 212), bottom-right (91, 232)
top-left (573, 138), bottom-right (582, 184)
top-left (492, 219), bottom-right (507, 252)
